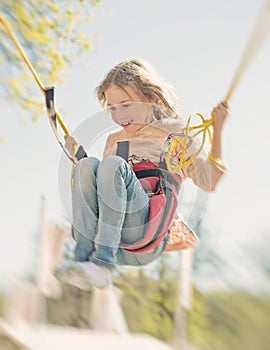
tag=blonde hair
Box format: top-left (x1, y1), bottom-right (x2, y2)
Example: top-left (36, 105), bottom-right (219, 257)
top-left (95, 57), bottom-right (180, 119)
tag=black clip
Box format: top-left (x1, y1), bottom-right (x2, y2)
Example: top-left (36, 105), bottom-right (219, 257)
top-left (45, 86), bottom-right (57, 123)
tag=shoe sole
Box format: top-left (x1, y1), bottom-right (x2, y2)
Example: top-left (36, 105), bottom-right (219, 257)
top-left (55, 265), bottom-right (93, 291)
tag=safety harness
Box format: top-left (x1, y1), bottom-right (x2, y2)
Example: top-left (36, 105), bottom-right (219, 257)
top-left (115, 141), bottom-right (182, 253)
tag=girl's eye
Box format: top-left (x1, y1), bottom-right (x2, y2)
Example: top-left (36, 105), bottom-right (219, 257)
top-left (109, 106), bottom-right (116, 112)
top-left (122, 103), bottom-right (131, 108)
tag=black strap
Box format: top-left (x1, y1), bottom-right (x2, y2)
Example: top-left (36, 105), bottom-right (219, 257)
top-left (116, 141), bottom-right (129, 161)
top-left (45, 86), bottom-right (57, 124)
top-left (75, 145), bottom-right (88, 161)
top-left (135, 168), bottom-right (180, 192)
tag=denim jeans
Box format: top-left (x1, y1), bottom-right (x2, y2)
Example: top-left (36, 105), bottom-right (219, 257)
top-left (72, 156), bottom-right (167, 271)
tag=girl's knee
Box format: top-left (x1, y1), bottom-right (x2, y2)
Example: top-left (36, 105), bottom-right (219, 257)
top-left (98, 156), bottom-right (126, 177)
top-left (73, 157), bottom-right (100, 184)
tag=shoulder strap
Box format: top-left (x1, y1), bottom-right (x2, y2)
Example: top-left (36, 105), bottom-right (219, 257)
top-left (116, 141), bottom-right (129, 161)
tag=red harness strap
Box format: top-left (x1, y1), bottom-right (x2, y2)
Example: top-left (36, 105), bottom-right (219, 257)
top-left (116, 141), bottom-right (182, 253)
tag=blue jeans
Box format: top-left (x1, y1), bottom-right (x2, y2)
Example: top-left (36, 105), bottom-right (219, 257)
top-left (72, 156), bottom-right (167, 271)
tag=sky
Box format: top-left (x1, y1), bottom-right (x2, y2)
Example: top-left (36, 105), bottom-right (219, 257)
top-left (0, 0), bottom-right (270, 292)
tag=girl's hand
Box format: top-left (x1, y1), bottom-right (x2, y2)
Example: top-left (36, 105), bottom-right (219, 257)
top-left (64, 134), bottom-right (79, 156)
top-left (211, 100), bottom-right (230, 133)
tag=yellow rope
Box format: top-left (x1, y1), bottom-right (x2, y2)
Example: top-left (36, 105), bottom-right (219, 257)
top-left (0, 14), bottom-right (70, 135)
top-left (165, 112), bottom-right (214, 172)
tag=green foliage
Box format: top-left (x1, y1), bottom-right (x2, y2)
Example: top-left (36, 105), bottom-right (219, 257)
top-left (187, 289), bottom-right (212, 349)
top-left (114, 260), bottom-right (178, 342)
top-left (189, 290), bottom-right (270, 350)
top-left (114, 264), bottom-right (270, 350)
top-left (0, 0), bottom-right (101, 121)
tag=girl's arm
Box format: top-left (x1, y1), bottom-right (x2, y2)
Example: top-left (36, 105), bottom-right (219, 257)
top-left (209, 100), bottom-right (229, 164)
top-left (181, 101), bottom-right (229, 192)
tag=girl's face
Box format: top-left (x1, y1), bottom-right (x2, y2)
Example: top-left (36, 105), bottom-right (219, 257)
top-left (104, 84), bottom-right (153, 133)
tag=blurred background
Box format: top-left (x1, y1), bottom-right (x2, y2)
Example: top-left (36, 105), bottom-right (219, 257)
top-left (0, 0), bottom-right (270, 349)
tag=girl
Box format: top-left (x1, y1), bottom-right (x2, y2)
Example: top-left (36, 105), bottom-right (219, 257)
top-left (57, 57), bottom-right (229, 289)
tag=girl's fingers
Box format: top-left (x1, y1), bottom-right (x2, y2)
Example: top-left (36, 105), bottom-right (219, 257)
top-left (219, 100), bottom-right (230, 110)
top-left (213, 101), bottom-right (230, 114)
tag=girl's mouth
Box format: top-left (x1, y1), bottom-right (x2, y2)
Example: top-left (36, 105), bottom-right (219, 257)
top-left (121, 122), bottom-right (131, 127)
top-left (121, 119), bottom-right (134, 127)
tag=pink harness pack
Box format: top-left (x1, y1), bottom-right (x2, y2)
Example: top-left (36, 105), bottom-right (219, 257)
top-left (116, 141), bottom-right (182, 253)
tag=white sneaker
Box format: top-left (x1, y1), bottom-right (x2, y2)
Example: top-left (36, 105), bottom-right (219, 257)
top-left (80, 262), bottom-right (112, 288)
top-left (55, 262), bottom-right (111, 290)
